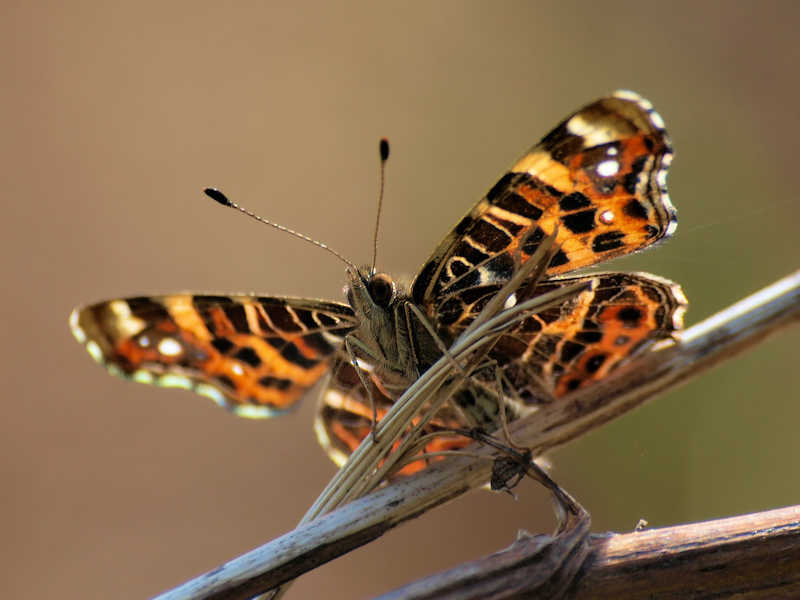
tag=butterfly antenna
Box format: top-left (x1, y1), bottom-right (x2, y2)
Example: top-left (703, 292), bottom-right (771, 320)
top-left (371, 138), bottom-right (390, 273)
top-left (203, 188), bottom-right (357, 271)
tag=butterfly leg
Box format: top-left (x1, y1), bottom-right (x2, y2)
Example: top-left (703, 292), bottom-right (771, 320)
top-left (343, 334), bottom-right (404, 443)
top-left (464, 357), bottom-right (529, 453)
top-left (488, 360), bottom-right (530, 453)
top-left (456, 427), bottom-right (589, 536)
top-left (404, 302), bottom-right (468, 378)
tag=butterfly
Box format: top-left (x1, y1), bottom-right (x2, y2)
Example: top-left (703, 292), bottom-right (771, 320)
top-left (71, 91), bottom-right (687, 475)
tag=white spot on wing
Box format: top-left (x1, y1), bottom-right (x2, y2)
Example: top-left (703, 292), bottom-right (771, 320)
top-left (656, 168), bottom-right (668, 188)
top-left (69, 309), bottom-right (86, 343)
top-left (157, 338), bottom-right (183, 357)
top-left (567, 115), bottom-right (620, 146)
top-left (596, 160), bottom-right (619, 177)
top-left (650, 110), bottom-right (666, 130)
top-left (160, 374), bottom-right (193, 390)
top-left (599, 210), bottom-right (614, 224)
top-left (86, 340), bottom-right (103, 362)
top-left (108, 300), bottom-right (133, 319)
top-left (132, 370), bottom-right (154, 385)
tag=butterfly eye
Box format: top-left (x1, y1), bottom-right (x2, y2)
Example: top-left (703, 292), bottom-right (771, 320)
top-left (368, 273), bottom-right (394, 308)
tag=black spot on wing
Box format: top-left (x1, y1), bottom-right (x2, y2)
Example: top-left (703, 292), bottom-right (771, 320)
top-left (559, 192), bottom-right (591, 211)
top-left (561, 210), bottom-right (596, 234)
top-left (548, 249), bottom-right (570, 268)
top-left (266, 305), bottom-right (303, 333)
top-left (211, 338), bottom-right (235, 354)
top-left (521, 227), bottom-right (545, 254)
top-left (496, 192), bottom-right (544, 221)
top-left (281, 342), bottom-right (320, 369)
top-left (575, 330), bottom-right (603, 344)
top-left (223, 305), bottom-right (250, 334)
top-left (258, 375), bottom-right (292, 391)
top-left (233, 346), bottom-right (262, 367)
top-left (618, 306), bottom-right (645, 326)
top-left (563, 377), bottom-right (582, 392)
top-left (126, 297), bottom-right (172, 321)
top-left (559, 341), bottom-right (584, 363)
top-left (448, 258), bottom-right (472, 279)
top-left (584, 353), bottom-right (607, 374)
top-left (592, 231), bottom-right (626, 253)
top-left (623, 198), bottom-right (649, 221)
top-left (470, 219), bottom-right (512, 253)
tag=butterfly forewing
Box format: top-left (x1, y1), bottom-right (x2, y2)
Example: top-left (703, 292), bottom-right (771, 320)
top-left (411, 91), bottom-right (675, 327)
top-left (71, 295), bottom-right (357, 417)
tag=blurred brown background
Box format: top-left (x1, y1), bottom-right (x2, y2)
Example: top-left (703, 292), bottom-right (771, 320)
top-left (2, 2), bottom-right (798, 598)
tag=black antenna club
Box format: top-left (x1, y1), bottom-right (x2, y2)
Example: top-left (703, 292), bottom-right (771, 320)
top-left (202, 187), bottom-right (357, 270)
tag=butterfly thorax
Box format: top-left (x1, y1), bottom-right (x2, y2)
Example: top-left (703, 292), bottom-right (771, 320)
top-left (345, 266), bottom-right (441, 393)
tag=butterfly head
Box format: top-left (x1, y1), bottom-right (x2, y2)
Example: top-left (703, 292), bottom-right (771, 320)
top-left (344, 266), bottom-right (398, 319)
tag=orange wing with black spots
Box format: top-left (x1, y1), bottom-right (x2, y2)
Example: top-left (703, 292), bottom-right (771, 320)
top-left (71, 295), bottom-right (357, 417)
top-left (484, 272), bottom-right (686, 403)
top-left (411, 91), bottom-right (676, 332)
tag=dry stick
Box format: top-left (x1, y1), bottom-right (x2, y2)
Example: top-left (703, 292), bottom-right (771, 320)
top-left (155, 269), bottom-right (800, 600)
top-left (571, 505), bottom-right (800, 600)
top-left (377, 504), bottom-right (800, 600)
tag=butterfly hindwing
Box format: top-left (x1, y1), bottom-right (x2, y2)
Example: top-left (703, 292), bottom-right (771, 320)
top-left (315, 357), bottom-right (476, 475)
top-left (485, 272), bottom-right (687, 404)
